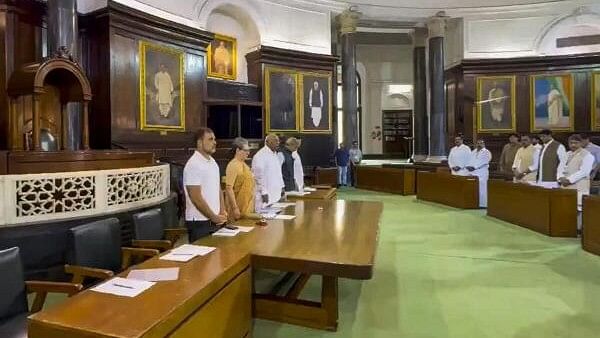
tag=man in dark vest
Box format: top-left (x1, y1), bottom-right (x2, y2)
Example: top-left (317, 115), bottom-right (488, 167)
top-left (537, 129), bottom-right (567, 188)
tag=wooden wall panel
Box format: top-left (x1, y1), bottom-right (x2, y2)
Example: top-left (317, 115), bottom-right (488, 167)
top-left (446, 53), bottom-right (600, 167)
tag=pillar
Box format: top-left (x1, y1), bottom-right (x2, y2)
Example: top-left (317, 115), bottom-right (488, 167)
top-left (338, 8), bottom-right (361, 146)
top-left (426, 13), bottom-right (447, 162)
top-left (411, 27), bottom-right (428, 161)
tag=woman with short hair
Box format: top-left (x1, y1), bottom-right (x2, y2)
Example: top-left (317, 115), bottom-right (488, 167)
top-left (225, 137), bottom-right (257, 220)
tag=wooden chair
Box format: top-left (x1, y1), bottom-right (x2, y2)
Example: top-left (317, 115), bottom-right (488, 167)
top-left (131, 208), bottom-right (187, 252)
top-left (65, 218), bottom-right (159, 285)
top-left (0, 247), bottom-right (82, 337)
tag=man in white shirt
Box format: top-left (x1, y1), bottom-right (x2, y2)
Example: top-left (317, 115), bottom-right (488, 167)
top-left (512, 134), bottom-right (540, 183)
top-left (291, 139), bottom-right (305, 192)
top-left (581, 133), bottom-right (600, 180)
top-left (537, 129), bottom-right (567, 188)
top-left (183, 128), bottom-right (227, 242)
top-left (558, 134), bottom-right (595, 212)
top-left (467, 139), bottom-right (492, 208)
top-left (252, 134), bottom-right (285, 211)
top-left (448, 135), bottom-right (471, 176)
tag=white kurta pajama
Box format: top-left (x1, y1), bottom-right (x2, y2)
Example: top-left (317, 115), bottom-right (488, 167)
top-left (448, 144), bottom-right (472, 176)
top-left (468, 148), bottom-right (492, 208)
top-left (251, 146), bottom-right (284, 211)
top-left (559, 148), bottom-right (594, 211)
top-left (292, 151), bottom-right (304, 192)
top-left (512, 145), bottom-right (540, 183)
top-left (537, 140), bottom-right (567, 188)
top-left (154, 71), bottom-right (174, 117)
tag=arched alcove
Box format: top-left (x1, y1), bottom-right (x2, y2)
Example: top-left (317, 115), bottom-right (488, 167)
top-left (536, 8), bottom-right (600, 56)
top-left (201, 1), bottom-right (262, 82)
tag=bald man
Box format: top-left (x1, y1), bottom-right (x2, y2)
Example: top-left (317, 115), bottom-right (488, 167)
top-left (252, 134), bottom-right (285, 210)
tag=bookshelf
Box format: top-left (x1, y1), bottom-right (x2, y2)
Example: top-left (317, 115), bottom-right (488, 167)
top-left (382, 110), bottom-right (412, 157)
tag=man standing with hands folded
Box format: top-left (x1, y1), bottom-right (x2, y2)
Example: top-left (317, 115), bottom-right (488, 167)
top-left (184, 127), bottom-right (228, 242)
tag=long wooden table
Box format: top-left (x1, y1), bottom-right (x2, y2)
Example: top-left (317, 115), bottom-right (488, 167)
top-left (487, 180), bottom-right (577, 237)
top-left (416, 171), bottom-right (479, 209)
top-left (583, 195), bottom-right (600, 255)
top-left (29, 200), bottom-right (383, 337)
top-left (355, 165), bottom-right (415, 195)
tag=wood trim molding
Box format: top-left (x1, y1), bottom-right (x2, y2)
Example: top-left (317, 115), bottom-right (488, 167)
top-left (459, 52), bottom-right (600, 74)
top-left (246, 45), bottom-right (339, 72)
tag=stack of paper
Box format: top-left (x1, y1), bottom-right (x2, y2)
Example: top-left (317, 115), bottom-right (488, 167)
top-left (160, 244), bottom-right (215, 262)
top-left (212, 228), bottom-right (240, 237)
top-left (127, 267), bottom-right (180, 282)
top-left (304, 187), bottom-right (317, 192)
top-left (236, 226), bottom-right (254, 233)
top-left (271, 202), bottom-right (295, 208)
top-left (274, 214), bottom-right (296, 220)
top-left (260, 207), bottom-right (282, 214)
top-left (286, 191), bottom-right (310, 196)
top-left (91, 277), bottom-right (155, 297)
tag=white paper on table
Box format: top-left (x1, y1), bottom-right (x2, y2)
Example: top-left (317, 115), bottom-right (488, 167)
top-left (172, 244), bottom-right (216, 256)
top-left (303, 187), bottom-right (317, 192)
top-left (127, 268), bottom-right (180, 282)
top-left (286, 191), bottom-right (310, 196)
top-left (537, 182), bottom-right (559, 189)
top-left (274, 214), bottom-right (296, 220)
top-left (212, 228), bottom-right (240, 237)
top-left (91, 277), bottom-right (155, 297)
top-left (261, 213), bottom-right (278, 219)
top-left (271, 202), bottom-right (295, 208)
top-left (159, 252), bottom-right (197, 262)
top-left (235, 226), bottom-right (254, 233)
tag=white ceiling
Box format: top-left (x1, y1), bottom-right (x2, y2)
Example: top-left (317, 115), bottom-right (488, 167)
top-left (334, 0), bottom-right (568, 10)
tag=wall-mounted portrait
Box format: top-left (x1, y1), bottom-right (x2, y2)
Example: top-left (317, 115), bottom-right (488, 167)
top-left (139, 41), bottom-right (185, 132)
top-left (208, 34), bottom-right (236, 80)
top-left (265, 66), bottom-right (299, 132)
top-left (300, 72), bottom-right (332, 133)
top-left (592, 72), bottom-right (600, 130)
top-left (476, 76), bottom-right (516, 133)
top-left (530, 74), bottom-right (574, 132)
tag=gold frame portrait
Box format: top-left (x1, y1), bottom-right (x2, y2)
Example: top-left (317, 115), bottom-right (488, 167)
top-left (264, 66), bottom-right (300, 133)
top-left (207, 34), bottom-right (237, 80)
top-left (530, 73), bottom-right (575, 132)
top-left (299, 71), bottom-right (333, 134)
top-left (139, 41), bottom-right (185, 132)
top-left (476, 75), bottom-right (516, 133)
top-left (592, 71), bottom-right (600, 131)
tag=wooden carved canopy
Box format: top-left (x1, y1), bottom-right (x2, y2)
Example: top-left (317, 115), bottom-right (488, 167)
top-left (7, 51), bottom-right (93, 150)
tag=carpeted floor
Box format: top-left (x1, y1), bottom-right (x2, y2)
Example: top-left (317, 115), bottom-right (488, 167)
top-left (253, 188), bottom-right (600, 338)
top-left (38, 188), bottom-right (600, 337)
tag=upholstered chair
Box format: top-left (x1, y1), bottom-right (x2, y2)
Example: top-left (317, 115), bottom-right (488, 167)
top-left (131, 208), bottom-right (187, 252)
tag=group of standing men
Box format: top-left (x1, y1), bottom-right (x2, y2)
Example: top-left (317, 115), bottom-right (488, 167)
top-left (182, 129), bottom-right (306, 242)
top-left (449, 129), bottom-right (600, 211)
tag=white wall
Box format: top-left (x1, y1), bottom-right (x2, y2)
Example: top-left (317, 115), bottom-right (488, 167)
top-left (445, 18), bottom-right (464, 67)
top-left (463, 4), bottom-right (600, 59)
top-left (357, 44), bottom-right (413, 155)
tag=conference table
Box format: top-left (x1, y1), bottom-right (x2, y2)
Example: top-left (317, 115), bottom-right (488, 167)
top-left (416, 171), bottom-right (479, 209)
top-left (355, 165), bottom-right (416, 195)
top-left (28, 199), bottom-right (383, 337)
top-left (583, 195), bottom-right (600, 255)
top-left (487, 180), bottom-right (577, 237)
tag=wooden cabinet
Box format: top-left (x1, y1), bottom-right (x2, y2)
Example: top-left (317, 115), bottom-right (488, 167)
top-left (382, 110), bottom-right (412, 157)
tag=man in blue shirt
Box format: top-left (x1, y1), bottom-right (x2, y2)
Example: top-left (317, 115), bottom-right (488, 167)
top-left (334, 143), bottom-right (350, 186)
top-left (582, 134), bottom-right (600, 180)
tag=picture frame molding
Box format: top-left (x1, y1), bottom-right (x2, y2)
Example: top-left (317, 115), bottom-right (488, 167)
top-left (529, 73), bottom-right (575, 132)
top-left (475, 75), bottom-right (517, 133)
top-left (264, 65), bottom-right (300, 133)
top-left (207, 33), bottom-right (237, 81)
top-left (299, 70), bottom-right (333, 134)
top-left (139, 40), bottom-right (186, 132)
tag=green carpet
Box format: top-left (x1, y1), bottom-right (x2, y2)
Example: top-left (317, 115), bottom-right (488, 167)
top-left (253, 188), bottom-right (600, 338)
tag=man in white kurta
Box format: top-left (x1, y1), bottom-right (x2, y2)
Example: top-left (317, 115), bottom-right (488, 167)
top-left (558, 134), bottom-right (595, 212)
top-left (547, 84), bottom-right (563, 126)
top-left (537, 129), bottom-right (567, 188)
top-left (308, 81), bottom-right (324, 127)
top-left (154, 64), bottom-right (174, 117)
top-left (512, 135), bottom-right (540, 183)
top-left (252, 134), bottom-right (284, 211)
top-left (448, 135), bottom-right (471, 176)
top-left (467, 139), bottom-right (492, 208)
top-left (292, 150), bottom-right (304, 191)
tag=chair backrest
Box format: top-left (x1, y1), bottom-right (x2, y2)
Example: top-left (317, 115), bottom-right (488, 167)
top-left (68, 218), bottom-right (122, 272)
top-left (0, 247), bottom-right (28, 320)
top-left (132, 208), bottom-right (165, 241)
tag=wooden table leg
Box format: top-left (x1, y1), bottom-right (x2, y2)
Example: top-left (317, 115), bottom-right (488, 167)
top-left (253, 275), bottom-right (339, 331)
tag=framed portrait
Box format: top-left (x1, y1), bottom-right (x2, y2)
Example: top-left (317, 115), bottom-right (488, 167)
top-left (530, 74), bottom-right (574, 132)
top-left (264, 66), bottom-right (299, 132)
top-left (592, 72), bottom-right (600, 130)
top-left (299, 71), bottom-right (332, 133)
top-left (139, 41), bottom-right (185, 132)
top-left (207, 34), bottom-right (237, 80)
top-left (476, 76), bottom-right (516, 133)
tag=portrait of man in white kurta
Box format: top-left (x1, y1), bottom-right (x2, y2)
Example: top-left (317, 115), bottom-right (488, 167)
top-left (154, 64), bottom-right (174, 117)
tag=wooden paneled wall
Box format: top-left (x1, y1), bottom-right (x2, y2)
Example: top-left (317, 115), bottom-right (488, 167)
top-left (79, 1), bottom-right (213, 151)
top-left (446, 53), bottom-right (600, 164)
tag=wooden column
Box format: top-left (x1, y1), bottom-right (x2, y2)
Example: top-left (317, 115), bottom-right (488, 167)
top-left (9, 98), bottom-right (19, 150)
top-left (83, 101), bottom-right (90, 150)
top-left (32, 94), bottom-right (41, 150)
